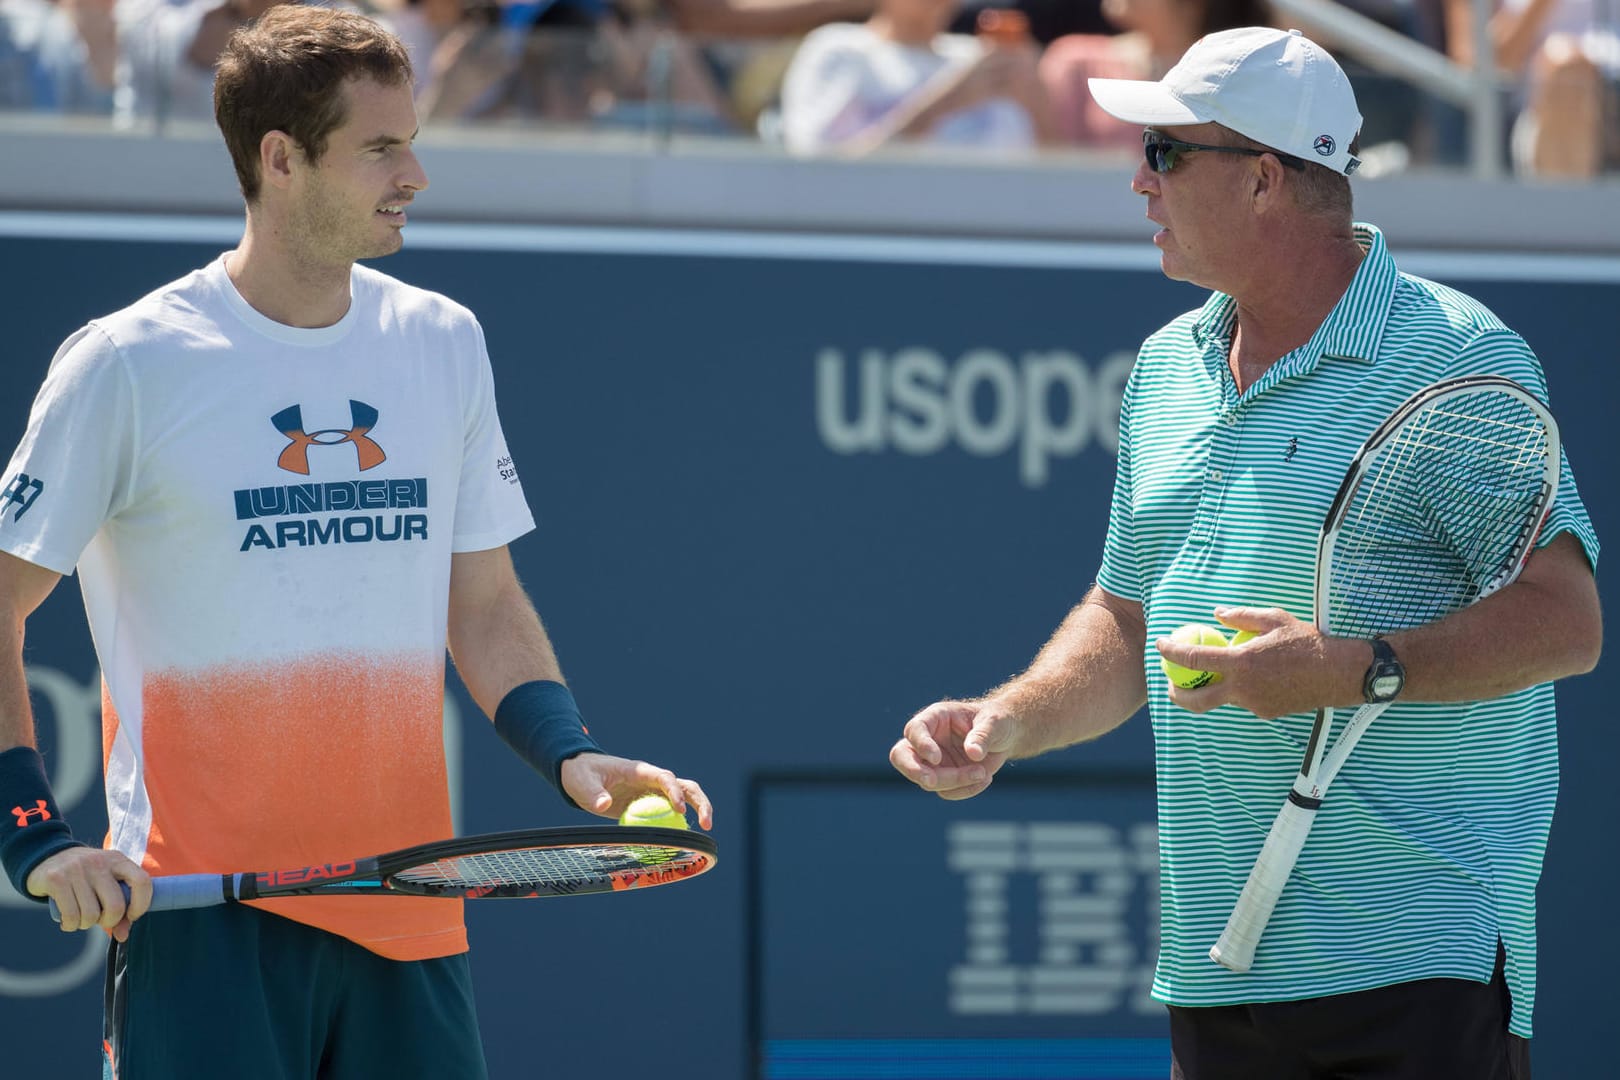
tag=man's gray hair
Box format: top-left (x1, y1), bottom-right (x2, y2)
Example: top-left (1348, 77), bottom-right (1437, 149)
top-left (1223, 127), bottom-right (1356, 219)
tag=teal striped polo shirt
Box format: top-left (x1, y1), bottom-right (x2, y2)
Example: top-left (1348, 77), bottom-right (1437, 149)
top-left (1095, 223), bottom-right (1600, 1037)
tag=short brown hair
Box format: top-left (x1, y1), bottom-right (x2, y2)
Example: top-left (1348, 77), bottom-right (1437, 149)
top-left (214, 6), bottom-right (414, 202)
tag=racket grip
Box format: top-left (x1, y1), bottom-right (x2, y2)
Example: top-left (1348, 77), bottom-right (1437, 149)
top-left (47, 874), bottom-right (230, 923)
top-left (49, 882), bottom-right (132, 925)
top-left (1209, 796), bottom-right (1319, 974)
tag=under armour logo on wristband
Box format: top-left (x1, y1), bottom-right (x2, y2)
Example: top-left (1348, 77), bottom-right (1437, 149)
top-left (11, 800), bottom-right (52, 827)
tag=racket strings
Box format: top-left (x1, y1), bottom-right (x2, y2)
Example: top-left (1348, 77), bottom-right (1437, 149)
top-left (1403, 404), bottom-right (1549, 461)
top-left (1327, 391), bottom-right (1551, 639)
top-left (395, 844), bottom-right (699, 891)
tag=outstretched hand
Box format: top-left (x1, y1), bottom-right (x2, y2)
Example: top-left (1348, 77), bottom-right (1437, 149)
top-left (889, 699), bottom-right (1016, 800)
top-left (559, 753), bottom-right (714, 830)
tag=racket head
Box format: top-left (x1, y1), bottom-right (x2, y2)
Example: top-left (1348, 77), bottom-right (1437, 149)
top-left (374, 826), bottom-right (718, 899)
top-left (1315, 375), bottom-right (1559, 639)
top-left (1213, 376), bottom-right (1560, 974)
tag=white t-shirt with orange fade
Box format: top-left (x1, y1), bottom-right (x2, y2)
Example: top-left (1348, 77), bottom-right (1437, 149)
top-left (0, 255), bottom-right (536, 961)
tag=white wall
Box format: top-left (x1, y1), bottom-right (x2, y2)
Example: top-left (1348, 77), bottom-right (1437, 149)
top-left (2, 114), bottom-right (1617, 254)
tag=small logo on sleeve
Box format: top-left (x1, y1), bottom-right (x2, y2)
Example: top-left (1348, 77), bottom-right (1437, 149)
top-left (271, 400), bottom-right (386, 475)
top-left (11, 800), bottom-right (52, 827)
top-left (0, 473), bottom-right (43, 521)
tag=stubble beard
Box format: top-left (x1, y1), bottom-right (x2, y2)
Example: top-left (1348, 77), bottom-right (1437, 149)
top-left (294, 180), bottom-right (403, 268)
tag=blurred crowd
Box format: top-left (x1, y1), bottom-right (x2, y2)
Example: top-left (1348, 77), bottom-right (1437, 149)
top-left (1, 0), bottom-right (1615, 178)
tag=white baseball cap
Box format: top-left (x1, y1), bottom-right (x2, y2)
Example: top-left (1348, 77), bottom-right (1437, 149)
top-left (1088, 27), bottom-right (1363, 176)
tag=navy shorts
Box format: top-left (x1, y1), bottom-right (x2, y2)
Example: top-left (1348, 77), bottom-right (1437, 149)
top-left (102, 904), bottom-right (487, 1080)
top-left (1168, 947), bottom-right (1530, 1080)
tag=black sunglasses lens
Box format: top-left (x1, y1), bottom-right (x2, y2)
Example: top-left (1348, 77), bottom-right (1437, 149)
top-left (1144, 138), bottom-right (1173, 173)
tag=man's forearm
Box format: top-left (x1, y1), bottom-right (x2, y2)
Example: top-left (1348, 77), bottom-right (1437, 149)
top-left (0, 553), bottom-right (66, 749)
top-left (0, 629), bottom-right (35, 752)
top-left (0, 572), bottom-right (45, 752)
top-left (448, 586), bottom-right (564, 719)
top-left (992, 586), bottom-right (1149, 759)
top-left (1387, 532), bottom-right (1600, 703)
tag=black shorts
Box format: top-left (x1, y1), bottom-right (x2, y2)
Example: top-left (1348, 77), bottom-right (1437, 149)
top-left (1169, 948), bottom-right (1529, 1080)
top-left (102, 903), bottom-right (487, 1080)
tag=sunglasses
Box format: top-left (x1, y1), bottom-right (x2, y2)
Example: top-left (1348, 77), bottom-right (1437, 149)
top-left (1142, 130), bottom-right (1307, 174)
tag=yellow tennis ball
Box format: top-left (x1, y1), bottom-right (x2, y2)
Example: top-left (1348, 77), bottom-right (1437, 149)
top-left (1161, 623), bottom-right (1228, 689)
top-left (618, 794), bottom-right (689, 830)
top-left (1229, 629), bottom-right (1259, 647)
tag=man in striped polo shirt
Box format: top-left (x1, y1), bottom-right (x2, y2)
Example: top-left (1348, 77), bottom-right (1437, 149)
top-left (889, 26), bottom-right (1601, 1080)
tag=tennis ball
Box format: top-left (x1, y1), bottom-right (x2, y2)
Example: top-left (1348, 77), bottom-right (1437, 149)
top-left (618, 794), bottom-right (689, 830)
top-left (1161, 623), bottom-right (1228, 689)
top-left (1229, 629), bottom-right (1259, 647)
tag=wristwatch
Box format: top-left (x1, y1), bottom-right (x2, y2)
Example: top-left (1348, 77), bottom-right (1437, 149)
top-left (1362, 637), bottom-right (1405, 704)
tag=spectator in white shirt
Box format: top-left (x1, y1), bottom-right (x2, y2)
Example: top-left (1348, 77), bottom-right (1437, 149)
top-left (779, 0), bottom-right (1057, 155)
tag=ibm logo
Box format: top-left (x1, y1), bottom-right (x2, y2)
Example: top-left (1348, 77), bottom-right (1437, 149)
top-left (947, 821), bottom-right (1160, 1017)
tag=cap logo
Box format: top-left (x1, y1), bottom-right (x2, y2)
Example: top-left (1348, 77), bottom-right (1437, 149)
top-left (1313, 134), bottom-right (1336, 157)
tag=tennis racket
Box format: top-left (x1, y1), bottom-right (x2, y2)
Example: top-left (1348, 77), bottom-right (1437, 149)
top-left (1208, 374), bottom-right (1560, 974)
top-left (49, 825), bottom-right (717, 923)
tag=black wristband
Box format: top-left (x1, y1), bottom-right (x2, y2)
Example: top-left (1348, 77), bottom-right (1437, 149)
top-left (492, 681), bottom-right (604, 810)
top-left (0, 746), bottom-right (87, 901)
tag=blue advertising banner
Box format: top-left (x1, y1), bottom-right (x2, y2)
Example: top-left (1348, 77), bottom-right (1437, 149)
top-left (752, 772), bottom-right (1163, 1079)
top-left (0, 215), bottom-right (1614, 1079)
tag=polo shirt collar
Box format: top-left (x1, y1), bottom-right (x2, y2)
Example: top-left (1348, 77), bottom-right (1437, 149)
top-left (1190, 222), bottom-right (1400, 377)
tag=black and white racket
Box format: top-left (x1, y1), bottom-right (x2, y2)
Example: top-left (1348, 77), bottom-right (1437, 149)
top-left (1209, 375), bottom-right (1560, 974)
top-left (49, 826), bottom-right (717, 922)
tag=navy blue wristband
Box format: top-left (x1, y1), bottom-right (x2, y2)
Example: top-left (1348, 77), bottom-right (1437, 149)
top-left (492, 681), bottom-right (603, 809)
top-left (0, 746), bottom-right (87, 901)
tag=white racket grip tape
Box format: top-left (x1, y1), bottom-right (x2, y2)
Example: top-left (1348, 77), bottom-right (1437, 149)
top-left (1209, 795), bottom-right (1320, 973)
top-left (48, 873), bottom-right (235, 923)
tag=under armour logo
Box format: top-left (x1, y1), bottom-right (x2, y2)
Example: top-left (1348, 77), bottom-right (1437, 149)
top-left (0, 472), bottom-right (43, 521)
top-left (11, 800), bottom-right (51, 827)
top-left (271, 401), bottom-right (386, 476)
top-left (1284, 437), bottom-right (1299, 462)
